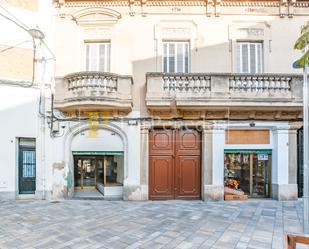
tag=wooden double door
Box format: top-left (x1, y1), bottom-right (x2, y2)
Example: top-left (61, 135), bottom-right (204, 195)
top-left (149, 129), bottom-right (201, 200)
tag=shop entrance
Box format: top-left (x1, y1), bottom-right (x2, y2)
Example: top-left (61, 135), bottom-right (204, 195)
top-left (224, 150), bottom-right (272, 197)
top-left (149, 129), bottom-right (201, 200)
top-left (73, 153), bottom-right (124, 190)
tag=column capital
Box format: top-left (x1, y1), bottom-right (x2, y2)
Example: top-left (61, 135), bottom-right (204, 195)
top-left (289, 121), bottom-right (302, 131)
top-left (141, 121), bottom-right (152, 132)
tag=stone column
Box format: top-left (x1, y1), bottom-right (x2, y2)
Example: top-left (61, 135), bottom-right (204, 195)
top-left (272, 127), bottom-right (298, 200)
top-left (202, 126), bottom-right (224, 201)
top-left (139, 123), bottom-right (150, 200)
top-left (288, 127), bottom-right (298, 185)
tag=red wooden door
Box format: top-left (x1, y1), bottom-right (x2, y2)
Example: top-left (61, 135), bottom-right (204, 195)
top-left (149, 129), bottom-right (201, 200)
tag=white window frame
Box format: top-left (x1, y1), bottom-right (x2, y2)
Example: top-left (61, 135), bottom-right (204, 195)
top-left (236, 41), bottom-right (263, 74)
top-left (162, 41), bottom-right (190, 73)
top-left (85, 41), bottom-right (111, 72)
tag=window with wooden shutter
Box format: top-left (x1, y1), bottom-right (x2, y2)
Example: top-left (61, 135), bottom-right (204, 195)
top-left (236, 42), bottom-right (263, 73)
top-left (163, 41), bottom-right (190, 73)
top-left (85, 42), bottom-right (111, 72)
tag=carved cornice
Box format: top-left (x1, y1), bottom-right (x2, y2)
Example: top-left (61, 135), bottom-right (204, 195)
top-left (55, 0), bottom-right (309, 8)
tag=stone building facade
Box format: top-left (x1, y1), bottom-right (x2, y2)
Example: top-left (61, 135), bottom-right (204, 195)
top-left (0, 0), bottom-right (308, 201)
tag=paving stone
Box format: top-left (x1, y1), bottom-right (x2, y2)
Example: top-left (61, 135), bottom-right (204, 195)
top-left (0, 199), bottom-right (308, 249)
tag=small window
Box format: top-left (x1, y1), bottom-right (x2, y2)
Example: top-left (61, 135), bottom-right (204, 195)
top-left (236, 42), bottom-right (263, 73)
top-left (85, 42), bottom-right (111, 72)
top-left (163, 41), bottom-right (190, 73)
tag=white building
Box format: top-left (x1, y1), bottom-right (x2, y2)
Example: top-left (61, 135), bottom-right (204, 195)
top-left (0, 0), bottom-right (308, 201)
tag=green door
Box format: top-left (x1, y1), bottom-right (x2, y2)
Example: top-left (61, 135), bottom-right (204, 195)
top-left (19, 147), bottom-right (36, 194)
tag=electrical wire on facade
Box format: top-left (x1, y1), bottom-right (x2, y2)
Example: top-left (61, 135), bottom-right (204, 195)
top-left (0, 11), bottom-right (36, 87)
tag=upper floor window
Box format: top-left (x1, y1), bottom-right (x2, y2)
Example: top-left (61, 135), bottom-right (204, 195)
top-left (163, 41), bottom-right (189, 73)
top-left (85, 42), bottom-right (111, 72)
top-left (236, 42), bottom-right (263, 74)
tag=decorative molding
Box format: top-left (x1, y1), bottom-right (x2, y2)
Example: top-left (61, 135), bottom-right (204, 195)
top-left (72, 7), bottom-right (121, 26)
top-left (147, 108), bottom-right (302, 121)
top-left (54, 0), bottom-right (309, 18)
top-left (54, 0), bottom-right (309, 8)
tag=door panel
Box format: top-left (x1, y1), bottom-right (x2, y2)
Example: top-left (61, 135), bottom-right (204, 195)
top-left (176, 130), bottom-right (200, 155)
top-left (19, 148), bottom-right (36, 194)
top-left (149, 129), bottom-right (201, 200)
top-left (175, 156), bottom-right (201, 199)
top-left (149, 130), bottom-right (174, 155)
top-left (149, 156), bottom-right (174, 200)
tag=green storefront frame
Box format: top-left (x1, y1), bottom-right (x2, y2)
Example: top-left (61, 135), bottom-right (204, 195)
top-left (72, 151), bottom-right (124, 156)
top-left (224, 149), bottom-right (272, 154)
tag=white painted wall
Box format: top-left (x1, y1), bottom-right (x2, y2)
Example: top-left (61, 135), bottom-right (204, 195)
top-left (272, 129), bottom-right (289, 185)
top-left (0, 0), bottom-right (54, 199)
top-left (212, 129), bottom-right (225, 186)
top-left (0, 86), bottom-right (39, 196)
top-left (71, 129), bottom-right (124, 152)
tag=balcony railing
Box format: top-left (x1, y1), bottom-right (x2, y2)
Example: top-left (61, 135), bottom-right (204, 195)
top-left (162, 74), bottom-right (211, 92)
top-left (229, 75), bottom-right (291, 93)
top-left (54, 71), bottom-right (133, 115)
top-left (67, 72), bottom-right (118, 92)
top-left (146, 72), bottom-right (303, 119)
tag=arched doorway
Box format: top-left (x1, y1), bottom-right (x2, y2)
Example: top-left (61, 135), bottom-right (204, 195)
top-left (67, 124), bottom-right (127, 198)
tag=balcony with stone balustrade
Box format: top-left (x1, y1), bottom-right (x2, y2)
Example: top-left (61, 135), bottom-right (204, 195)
top-left (146, 73), bottom-right (303, 120)
top-left (54, 72), bottom-right (133, 116)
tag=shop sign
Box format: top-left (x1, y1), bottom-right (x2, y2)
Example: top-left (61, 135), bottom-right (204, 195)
top-left (258, 154), bottom-right (268, 161)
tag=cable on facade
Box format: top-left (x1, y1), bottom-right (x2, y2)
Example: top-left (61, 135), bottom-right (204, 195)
top-left (0, 4), bottom-right (30, 30)
top-left (0, 11), bottom-right (36, 87)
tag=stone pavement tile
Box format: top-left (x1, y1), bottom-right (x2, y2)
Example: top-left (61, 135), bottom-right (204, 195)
top-left (0, 199), bottom-right (307, 249)
top-left (235, 241), bottom-right (248, 249)
top-left (175, 241), bottom-right (194, 249)
top-left (140, 241), bottom-right (164, 249)
top-left (248, 239), bottom-right (272, 249)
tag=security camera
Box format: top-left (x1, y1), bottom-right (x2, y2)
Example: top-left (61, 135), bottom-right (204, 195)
top-left (249, 122), bottom-right (255, 127)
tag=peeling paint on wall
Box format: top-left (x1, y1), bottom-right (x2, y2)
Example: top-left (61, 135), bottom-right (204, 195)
top-left (52, 161), bottom-right (68, 199)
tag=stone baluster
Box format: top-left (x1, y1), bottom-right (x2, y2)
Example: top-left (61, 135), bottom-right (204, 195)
top-left (269, 77), bottom-right (275, 91)
top-left (163, 76), bottom-right (168, 90)
top-left (186, 76), bottom-right (191, 91)
top-left (229, 76), bottom-right (235, 91)
top-left (202, 76), bottom-right (207, 92)
top-left (274, 77), bottom-right (280, 92)
top-left (252, 76), bottom-right (258, 91)
top-left (205, 76), bottom-right (211, 91)
top-left (263, 77), bottom-right (269, 92)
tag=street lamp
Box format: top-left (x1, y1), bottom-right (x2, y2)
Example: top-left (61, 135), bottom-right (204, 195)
top-left (28, 28), bottom-right (45, 40)
top-left (293, 56), bottom-right (309, 234)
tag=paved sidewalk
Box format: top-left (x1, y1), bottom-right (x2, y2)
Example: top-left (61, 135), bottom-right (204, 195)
top-left (0, 199), bottom-right (307, 249)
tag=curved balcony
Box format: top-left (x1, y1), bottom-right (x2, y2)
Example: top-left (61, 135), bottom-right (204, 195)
top-left (54, 72), bottom-right (133, 116)
top-left (146, 72), bottom-right (303, 120)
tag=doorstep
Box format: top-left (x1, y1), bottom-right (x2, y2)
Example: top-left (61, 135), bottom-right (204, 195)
top-left (17, 194), bottom-right (36, 200)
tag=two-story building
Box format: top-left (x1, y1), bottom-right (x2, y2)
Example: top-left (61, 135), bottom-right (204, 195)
top-left (49, 0), bottom-right (308, 201)
top-left (0, 0), bottom-right (308, 201)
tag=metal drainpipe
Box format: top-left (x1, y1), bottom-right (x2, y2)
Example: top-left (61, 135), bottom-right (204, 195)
top-left (37, 39), bottom-right (46, 200)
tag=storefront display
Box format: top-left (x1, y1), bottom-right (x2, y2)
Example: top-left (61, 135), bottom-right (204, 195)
top-left (224, 150), bottom-right (272, 198)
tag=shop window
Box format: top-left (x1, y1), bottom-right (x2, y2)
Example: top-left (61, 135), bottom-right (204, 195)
top-left (85, 42), bottom-right (111, 72)
top-left (163, 41), bottom-right (190, 73)
top-left (224, 150), bottom-right (271, 198)
top-left (74, 154), bottom-right (123, 189)
top-left (236, 41), bottom-right (263, 73)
